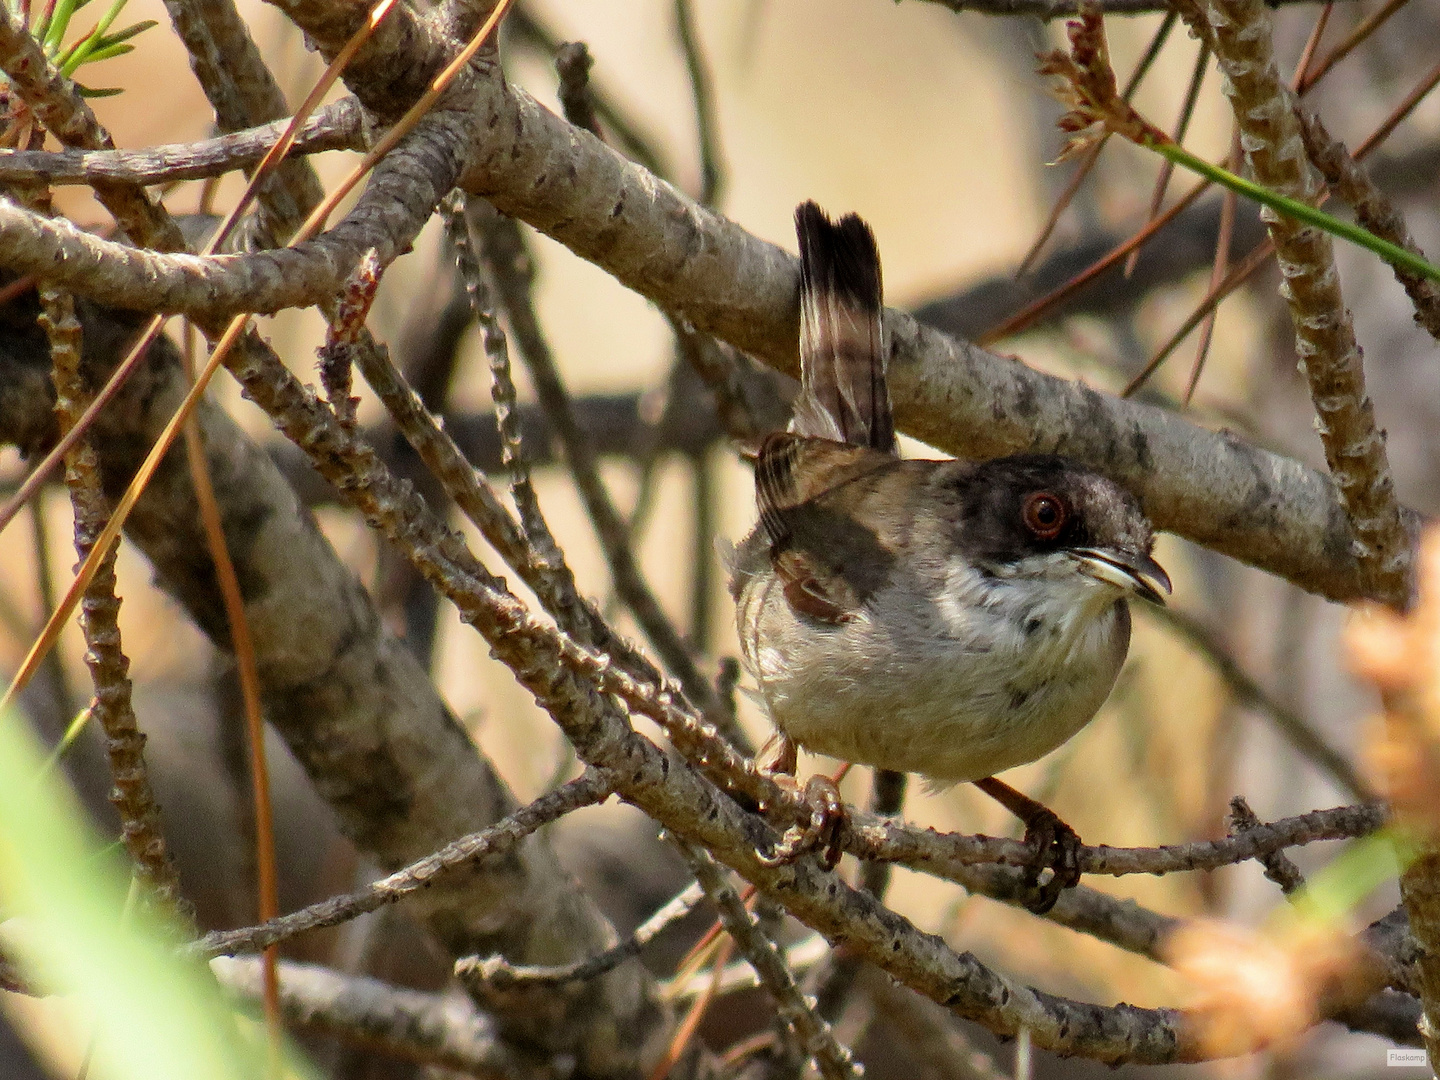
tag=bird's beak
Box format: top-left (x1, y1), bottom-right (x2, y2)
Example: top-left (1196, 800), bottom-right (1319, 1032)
top-left (1069, 548), bottom-right (1172, 606)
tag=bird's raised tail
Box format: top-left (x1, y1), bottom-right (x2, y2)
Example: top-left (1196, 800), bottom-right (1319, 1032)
top-left (791, 201), bottom-right (895, 455)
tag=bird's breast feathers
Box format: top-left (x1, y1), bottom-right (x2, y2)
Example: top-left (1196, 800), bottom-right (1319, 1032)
top-left (736, 554), bottom-right (1131, 783)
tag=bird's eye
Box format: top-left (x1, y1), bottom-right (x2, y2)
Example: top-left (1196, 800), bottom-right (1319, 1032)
top-left (1022, 492), bottom-right (1067, 539)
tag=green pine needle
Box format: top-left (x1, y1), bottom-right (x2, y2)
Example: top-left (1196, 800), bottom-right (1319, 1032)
top-left (1149, 138), bottom-right (1440, 285)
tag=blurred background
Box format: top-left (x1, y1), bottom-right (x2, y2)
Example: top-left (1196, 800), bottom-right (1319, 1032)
top-left (2, 0), bottom-right (1439, 1075)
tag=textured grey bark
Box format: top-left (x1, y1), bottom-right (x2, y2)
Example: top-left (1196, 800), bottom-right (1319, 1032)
top-left (0, 100), bottom-right (364, 186)
top-left (1190, 0), bottom-right (1411, 606)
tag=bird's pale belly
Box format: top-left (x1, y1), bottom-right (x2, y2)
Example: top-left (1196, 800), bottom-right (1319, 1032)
top-left (736, 568), bottom-right (1131, 784)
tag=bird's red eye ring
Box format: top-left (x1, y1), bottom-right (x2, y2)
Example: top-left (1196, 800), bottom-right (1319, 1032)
top-left (1022, 492), bottom-right (1067, 539)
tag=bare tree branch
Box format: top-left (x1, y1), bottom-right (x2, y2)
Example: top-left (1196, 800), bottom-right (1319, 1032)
top-left (854, 801), bottom-right (1386, 878)
top-left (45, 284), bottom-right (189, 921)
top-left (465, 197), bottom-right (727, 727)
top-left (0, 101), bottom-right (364, 186)
top-left (461, 882), bottom-right (705, 988)
top-left (0, 7), bottom-right (186, 251)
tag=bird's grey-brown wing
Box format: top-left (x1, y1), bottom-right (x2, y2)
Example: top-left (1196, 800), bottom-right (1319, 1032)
top-left (792, 201), bottom-right (895, 456)
top-left (752, 432), bottom-right (899, 623)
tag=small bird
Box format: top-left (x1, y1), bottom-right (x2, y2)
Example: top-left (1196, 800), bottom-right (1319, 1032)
top-left (729, 202), bottom-right (1170, 911)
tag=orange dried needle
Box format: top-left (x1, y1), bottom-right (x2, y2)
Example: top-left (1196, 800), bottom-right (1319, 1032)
top-left (180, 320), bottom-right (282, 1067)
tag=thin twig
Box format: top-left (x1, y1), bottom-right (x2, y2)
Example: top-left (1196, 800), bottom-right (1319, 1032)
top-left (507, 6), bottom-right (670, 179)
top-left (193, 771), bottom-right (613, 958)
top-left (45, 282), bottom-right (191, 925)
top-left (1292, 1), bottom-right (1335, 88)
top-left (458, 882), bottom-right (704, 988)
top-left (675, 842), bottom-right (860, 1080)
top-left (464, 199), bottom-right (728, 728)
top-left (444, 195), bottom-right (567, 573)
top-left (0, 101), bottom-right (363, 185)
top-left (851, 801), bottom-right (1387, 878)
top-left (674, 0), bottom-right (723, 206)
top-left (555, 41), bottom-right (601, 137)
top-left (1182, 131), bottom-right (1237, 404)
top-left (982, 175), bottom-right (1210, 344)
top-left (1295, 0), bottom-right (1413, 93)
top-left (1300, 103), bottom-right (1440, 343)
top-left (27, 497), bottom-right (69, 721)
top-left (1228, 796), bottom-right (1305, 894)
top-left (1123, 41), bottom-right (1208, 278)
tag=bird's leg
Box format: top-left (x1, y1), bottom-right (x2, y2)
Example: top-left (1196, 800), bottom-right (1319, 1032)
top-left (754, 734), bottom-right (846, 869)
top-left (973, 777), bottom-right (1082, 914)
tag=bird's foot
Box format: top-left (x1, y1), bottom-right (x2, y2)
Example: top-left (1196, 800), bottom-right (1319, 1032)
top-left (972, 776), bottom-right (1082, 914)
top-left (1016, 806), bottom-right (1081, 914)
top-left (756, 773), bottom-right (845, 870)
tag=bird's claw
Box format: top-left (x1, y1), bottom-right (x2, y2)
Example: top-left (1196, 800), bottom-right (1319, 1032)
top-left (757, 774), bottom-right (845, 869)
top-left (1018, 808), bottom-right (1082, 914)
